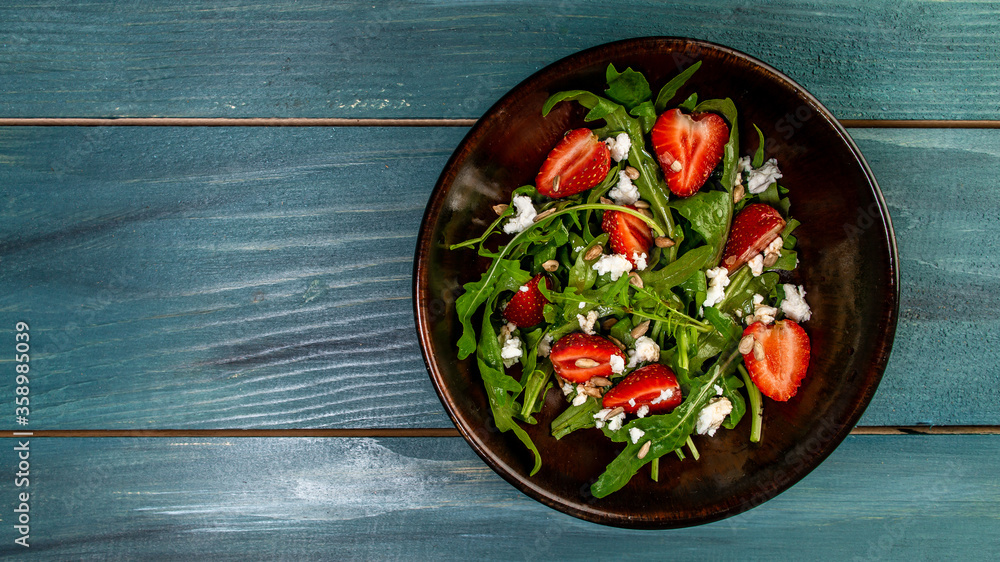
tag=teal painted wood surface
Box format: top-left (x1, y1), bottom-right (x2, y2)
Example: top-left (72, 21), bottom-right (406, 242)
top-left (1, 127), bottom-right (998, 428)
top-left (0, 436), bottom-right (996, 558)
top-left (2, 1), bottom-right (999, 120)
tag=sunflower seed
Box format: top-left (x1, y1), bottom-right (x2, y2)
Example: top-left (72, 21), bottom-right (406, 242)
top-left (600, 196), bottom-right (614, 205)
top-left (542, 259), bottom-right (559, 272)
top-left (624, 166), bottom-right (640, 180)
top-left (584, 245), bottom-right (604, 261)
top-left (603, 406), bottom-right (625, 420)
top-left (633, 200), bottom-right (650, 209)
top-left (589, 376), bottom-right (612, 387)
top-left (654, 236), bottom-right (675, 248)
top-left (637, 440), bottom-right (652, 459)
top-left (637, 208), bottom-right (653, 218)
top-left (733, 183), bottom-right (745, 203)
top-left (533, 208), bottom-right (556, 222)
top-left (753, 340), bottom-right (765, 361)
top-left (575, 358), bottom-right (601, 369)
top-left (630, 320), bottom-right (650, 339)
top-left (600, 317), bottom-right (618, 330)
top-left (492, 203), bottom-right (508, 215)
top-left (762, 252), bottom-right (779, 267)
top-left (552, 175), bottom-right (561, 193)
top-left (608, 336), bottom-right (625, 350)
top-left (582, 385), bottom-right (603, 398)
top-left (738, 334), bottom-right (755, 355)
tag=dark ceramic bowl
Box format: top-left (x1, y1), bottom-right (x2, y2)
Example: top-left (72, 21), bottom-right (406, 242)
top-left (414, 38), bottom-right (898, 528)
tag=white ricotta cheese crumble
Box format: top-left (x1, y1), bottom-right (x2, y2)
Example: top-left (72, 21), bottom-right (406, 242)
top-left (577, 310), bottom-right (599, 335)
top-left (572, 385), bottom-right (588, 406)
top-left (627, 336), bottom-right (660, 368)
top-left (747, 158), bottom-right (783, 194)
top-left (696, 397), bottom-right (733, 437)
top-left (636, 405), bottom-right (650, 418)
top-left (748, 293), bottom-right (778, 325)
top-left (631, 251), bottom-right (648, 271)
top-left (703, 266), bottom-right (731, 309)
top-left (629, 427), bottom-right (645, 445)
top-left (592, 253), bottom-right (633, 281)
top-left (537, 334), bottom-right (553, 357)
top-left (593, 408), bottom-right (611, 429)
top-left (605, 132), bottom-right (631, 162)
top-left (502, 195), bottom-right (537, 234)
top-left (609, 354), bottom-right (626, 374)
top-left (764, 236), bottom-right (783, 258)
top-left (609, 170), bottom-right (640, 205)
top-left (650, 387), bottom-right (675, 405)
top-left (781, 283), bottom-right (812, 322)
top-left (606, 410), bottom-right (626, 431)
top-left (500, 336), bottom-right (522, 368)
top-left (747, 253), bottom-right (764, 277)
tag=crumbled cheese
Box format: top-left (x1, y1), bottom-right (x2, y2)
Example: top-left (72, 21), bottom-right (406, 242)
top-left (609, 354), bottom-right (626, 374)
top-left (502, 195), bottom-right (537, 234)
top-left (593, 408), bottom-right (612, 426)
top-left (747, 253), bottom-right (764, 277)
top-left (764, 236), bottom-right (783, 257)
top-left (650, 387), bottom-right (675, 405)
top-left (747, 158), bottom-right (783, 194)
top-left (577, 310), bottom-right (599, 335)
top-left (733, 156), bottom-right (751, 190)
top-left (628, 398), bottom-right (636, 407)
top-left (629, 427), bottom-right (645, 444)
top-left (636, 405), bottom-right (650, 418)
top-left (696, 397), bottom-right (733, 436)
top-left (781, 283), bottom-right (812, 322)
top-left (572, 385), bottom-right (588, 406)
top-left (605, 132), bottom-right (631, 162)
top-left (592, 253), bottom-right (633, 281)
top-left (606, 411), bottom-right (626, 431)
top-left (713, 384), bottom-right (724, 396)
top-left (631, 251), bottom-right (648, 271)
top-left (609, 170), bottom-right (640, 205)
top-left (703, 267), bottom-right (731, 309)
top-left (578, 301), bottom-right (586, 309)
top-left (627, 336), bottom-right (660, 368)
top-left (748, 293), bottom-right (778, 325)
top-left (537, 334), bottom-right (553, 357)
top-left (561, 380), bottom-right (575, 396)
top-left (500, 336), bottom-right (522, 368)
top-left (594, 419), bottom-right (605, 429)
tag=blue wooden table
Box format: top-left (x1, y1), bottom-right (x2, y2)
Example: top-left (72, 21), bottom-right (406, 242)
top-left (1, 1), bottom-right (998, 558)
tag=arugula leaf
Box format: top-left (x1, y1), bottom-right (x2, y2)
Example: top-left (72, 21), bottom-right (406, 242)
top-left (655, 61), bottom-right (701, 113)
top-left (629, 100), bottom-right (657, 133)
top-left (752, 124), bottom-right (766, 168)
top-left (455, 259), bottom-right (531, 359)
top-left (640, 244), bottom-right (712, 291)
top-left (605, 64), bottom-right (652, 110)
top-left (678, 92), bottom-right (698, 112)
top-left (670, 190), bottom-right (732, 267)
top-left (551, 396), bottom-right (601, 439)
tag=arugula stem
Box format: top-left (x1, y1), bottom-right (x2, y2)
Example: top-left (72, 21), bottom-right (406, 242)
top-left (686, 436), bottom-right (700, 461)
top-left (651, 458), bottom-right (659, 482)
top-left (520, 363), bottom-right (553, 420)
top-left (739, 364), bottom-right (764, 443)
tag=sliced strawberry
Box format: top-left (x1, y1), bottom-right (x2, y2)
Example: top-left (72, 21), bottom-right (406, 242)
top-left (549, 333), bottom-right (627, 383)
top-left (503, 275), bottom-right (550, 328)
top-left (720, 203), bottom-right (786, 273)
top-left (602, 364), bottom-right (682, 414)
top-left (650, 109), bottom-right (729, 197)
top-left (601, 206), bottom-right (653, 268)
top-left (741, 319), bottom-right (811, 402)
top-left (536, 128), bottom-right (611, 198)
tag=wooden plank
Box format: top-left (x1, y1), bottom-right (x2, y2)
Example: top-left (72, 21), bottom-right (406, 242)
top-left (0, 435), bottom-right (996, 557)
top-left (0, 127), bottom-right (997, 429)
top-left (2, 1), bottom-right (999, 120)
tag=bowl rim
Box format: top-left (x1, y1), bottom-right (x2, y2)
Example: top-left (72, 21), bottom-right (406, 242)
top-left (413, 36), bottom-right (900, 528)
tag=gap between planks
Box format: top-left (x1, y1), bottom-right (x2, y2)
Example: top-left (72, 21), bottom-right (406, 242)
top-left (1, 118), bottom-right (999, 128)
top-left (3, 426), bottom-right (1000, 438)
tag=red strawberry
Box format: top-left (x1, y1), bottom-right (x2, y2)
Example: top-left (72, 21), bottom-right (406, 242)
top-left (503, 275), bottom-right (550, 328)
top-left (536, 128), bottom-right (611, 198)
top-left (601, 206), bottom-right (653, 269)
top-left (741, 320), bottom-right (811, 402)
top-left (650, 109), bottom-right (729, 197)
top-left (602, 364), bottom-right (682, 414)
top-left (549, 333), bottom-right (627, 383)
top-left (720, 203), bottom-right (786, 273)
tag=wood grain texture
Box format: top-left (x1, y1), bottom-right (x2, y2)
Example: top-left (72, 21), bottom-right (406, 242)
top-left (0, 435), bottom-right (996, 558)
top-left (0, 127), bottom-right (997, 429)
top-left (2, 0), bottom-right (999, 120)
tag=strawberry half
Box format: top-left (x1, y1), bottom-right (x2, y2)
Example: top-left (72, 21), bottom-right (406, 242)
top-left (741, 319), bottom-right (811, 402)
top-left (536, 128), bottom-right (611, 198)
top-left (549, 333), bottom-right (627, 383)
top-left (503, 274), bottom-right (551, 328)
top-left (720, 203), bottom-right (786, 273)
top-left (602, 364), bottom-right (682, 414)
top-left (601, 206), bottom-right (653, 269)
top-left (650, 109), bottom-right (729, 197)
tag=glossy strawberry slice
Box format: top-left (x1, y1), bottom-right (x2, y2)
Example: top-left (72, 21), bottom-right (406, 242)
top-left (602, 364), bottom-right (682, 414)
top-left (503, 275), bottom-right (550, 328)
top-left (741, 319), bottom-right (811, 402)
top-left (720, 203), bottom-right (786, 273)
top-left (549, 333), bottom-right (627, 383)
top-left (601, 206), bottom-right (653, 269)
top-left (650, 109), bottom-right (729, 197)
top-left (536, 128), bottom-right (611, 198)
